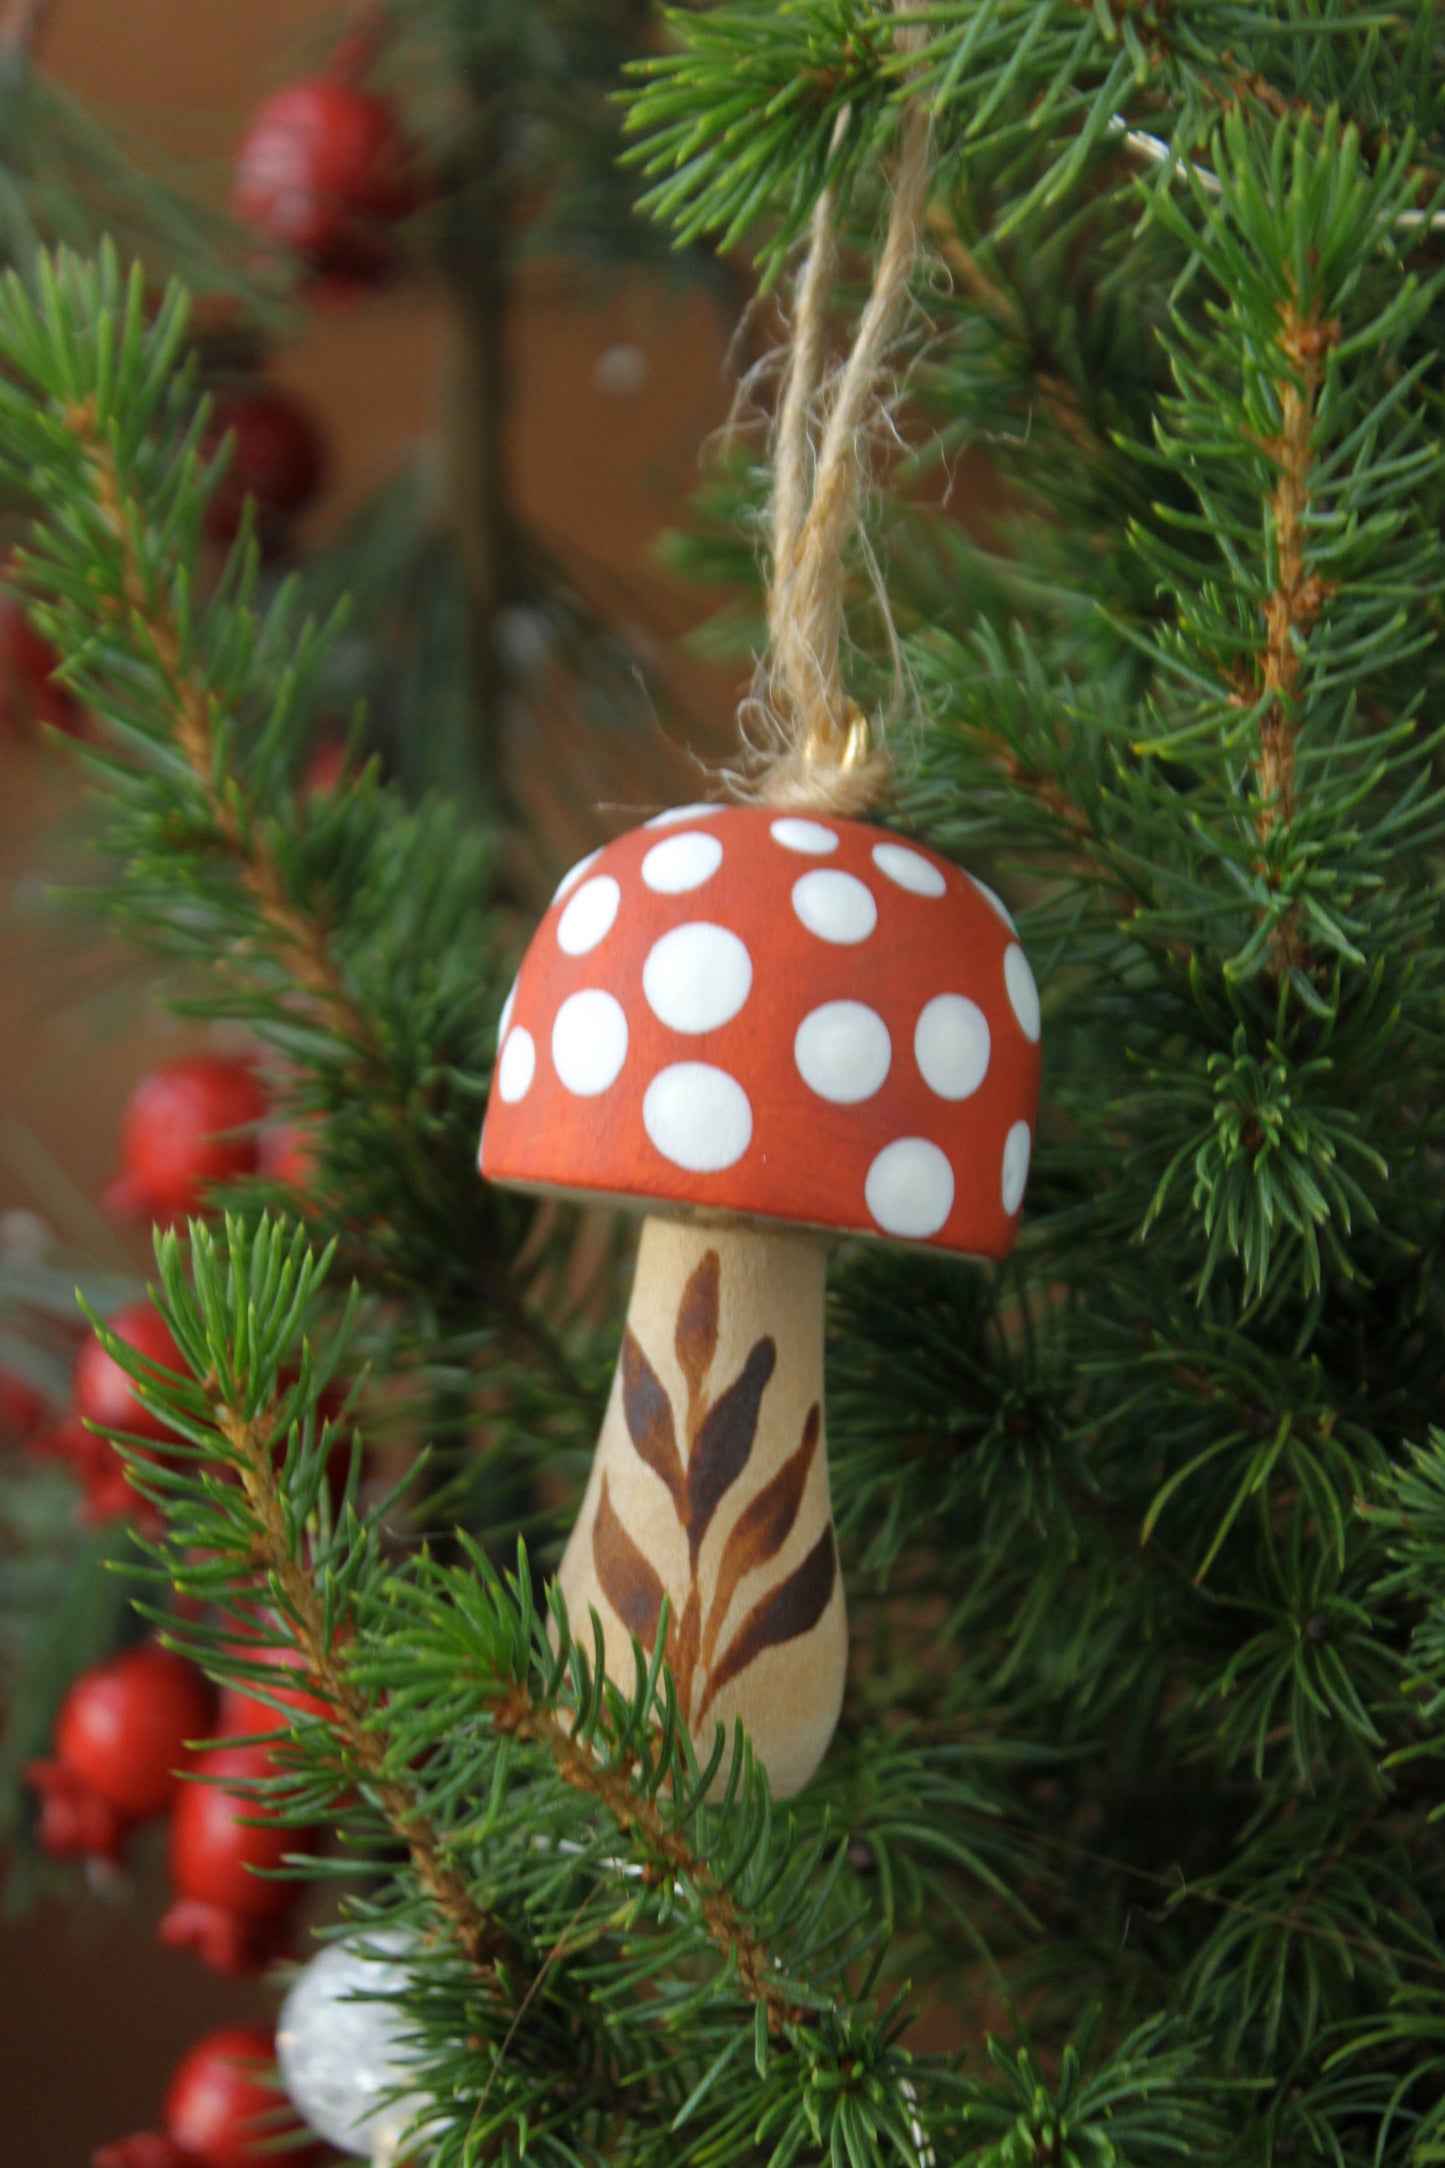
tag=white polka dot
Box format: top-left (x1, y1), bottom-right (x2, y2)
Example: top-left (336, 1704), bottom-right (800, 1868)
top-left (645, 802), bottom-right (721, 828)
top-left (865, 1139), bottom-right (955, 1240)
top-left (1004, 945), bottom-right (1041, 1042)
top-left (552, 991), bottom-right (628, 1096)
top-left (641, 831), bottom-right (723, 894)
top-left (496, 976), bottom-right (518, 1050)
top-left (558, 876), bottom-right (621, 957)
top-left (771, 818), bottom-right (838, 855)
top-left (915, 995), bottom-right (991, 1101)
top-left (497, 1028), bottom-right (535, 1104)
top-left (969, 874), bottom-right (1016, 932)
top-left (1002, 1121), bottom-right (1032, 1214)
top-left (791, 870), bottom-right (878, 945)
top-left (553, 847), bottom-right (602, 903)
top-left (873, 842), bottom-right (946, 897)
top-left (642, 923), bottom-right (752, 1034)
top-left (794, 1003), bottom-right (891, 1105)
top-left (644, 1064), bottom-right (752, 1172)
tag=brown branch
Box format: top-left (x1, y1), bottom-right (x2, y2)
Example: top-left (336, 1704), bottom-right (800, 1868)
top-left (1251, 302), bottom-right (1338, 975)
top-left (215, 1390), bottom-right (516, 1974)
top-left (72, 401), bottom-right (382, 1062)
top-left (494, 1688), bottom-right (804, 2033)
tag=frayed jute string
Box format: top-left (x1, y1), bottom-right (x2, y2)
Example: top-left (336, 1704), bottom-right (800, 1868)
top-left (730, 1), bottom-right (931, 817)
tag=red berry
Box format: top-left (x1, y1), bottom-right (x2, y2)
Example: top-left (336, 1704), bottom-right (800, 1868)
top-left (70, 1303), bottom-right (187, 1520)
top-left (26, 1759), bottom-right (131, 1864)
top-left (233, 76), bottom-right (417, 285)
top-left (300, 732), bottom-right (348, 799)
top-left (203, 386), bottom-right (327, 555)
top-left (0, 576), bottom-right (84, 737)
top-left (26, 1644), bottom-right (214, 1862)
top-left (92, 2138), bottom-right (195, 2168)
top-left (219, 1637), bottom-right (333, 1741)
top-left (161, 1744), bottom-right (312, 1974)
top-left (0, 1369), bottom-right (48, 1443)
top-left (165, 2026), bottom-right (317, 2168)
top-left (74, 1304), bottom-right (187, 1445)
top-left (109, 1057), bottom-right (269, 1223)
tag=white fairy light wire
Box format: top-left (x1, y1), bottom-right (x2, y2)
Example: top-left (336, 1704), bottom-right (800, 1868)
top-left (1109, 113), bottom-right (1445, 229)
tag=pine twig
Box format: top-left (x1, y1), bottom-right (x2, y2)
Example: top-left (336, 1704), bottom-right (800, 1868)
top-left (214, 1384), bottom-right (518, 1975)
top-left (73, 400), bottom-right (384, 1068)
top-left (494, 1686), bottom-right (805, 2033)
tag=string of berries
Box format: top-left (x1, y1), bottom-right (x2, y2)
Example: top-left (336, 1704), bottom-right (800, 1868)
top-left (93, 2025), bottom-right (325, 2168)
top-left (202, 383), bottom-right (327, 557)
top-left (32, 1303), bottom-right (189, 1525)
top-left (159, 1743), bottom-right (317, 1974)
top-left (233, 61), bottom-right (418, 291)
top-left (219, 1635), bottom-right (334, 1744)
top-left (25, 1645), bottom-right (214, 1865)
top-left (107, 1057), bottom-right (271, 1226)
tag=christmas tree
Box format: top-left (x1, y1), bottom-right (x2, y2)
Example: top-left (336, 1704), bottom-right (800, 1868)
top-left (4, 2), bottom-right (1445, 2163)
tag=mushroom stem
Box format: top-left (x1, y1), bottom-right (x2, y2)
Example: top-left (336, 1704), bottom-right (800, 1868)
top-left (557, 1216), bottom-right (847, 1798)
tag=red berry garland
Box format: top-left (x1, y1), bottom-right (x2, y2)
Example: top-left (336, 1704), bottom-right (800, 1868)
top-left (233, 75), bottom-right (417, 286)
top-left (92, 2138), bottom-right (194, 2168)
top-left (94, 2025), bottom-right (323, 2168)
top-left (26, 1644), bottom-right (214, 1864)
top-left (168, 2026), bottom-right (320, 2168)
top-left (160, 1743), bottom-right (315, 1974)
top-left (202, 385), bottom-right (327, 556)
top-left (108, 1056), bottom-right (270, 1224)
top-left (219, 1636), bottom-right (333, 1742)
top-left (68, 1302), bottom-right (188, 1523)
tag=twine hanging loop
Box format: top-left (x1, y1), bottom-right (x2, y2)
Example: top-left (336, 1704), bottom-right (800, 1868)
top-left (739, 2), bottom-right (931, 817)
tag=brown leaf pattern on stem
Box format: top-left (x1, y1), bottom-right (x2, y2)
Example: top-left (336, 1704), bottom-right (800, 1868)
top-left (674, 1249), bottom-right (720, 1399)
top-left (592, 1473), bottom-right (666, 1652)
top-left (596, 1250), bottom-right (833, 1728)
top-left (698, 1527), bottom-right (837, 1722)
top-left (702, 1404), bottom-right (820, 1674)
top-left (620, 1331), bottom-right (684, 1514)
top-left (687, 1338), bottom-right (777, 1565)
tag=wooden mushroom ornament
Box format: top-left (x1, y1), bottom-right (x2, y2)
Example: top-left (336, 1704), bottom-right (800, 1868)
top-left (479, 804), bottom-right (1041, 1796)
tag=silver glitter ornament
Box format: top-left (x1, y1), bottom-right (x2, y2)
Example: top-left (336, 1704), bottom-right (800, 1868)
top-left (276, 1931), bottom-right (435, 2163)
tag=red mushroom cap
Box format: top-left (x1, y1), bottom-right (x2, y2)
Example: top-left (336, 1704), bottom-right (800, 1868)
top-left (480, 806), bottom-right (1041, 1256)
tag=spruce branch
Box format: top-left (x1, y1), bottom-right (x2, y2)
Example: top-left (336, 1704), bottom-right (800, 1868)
top-left (494, 1686), bottom-right (804, 2032)
top-left (0, 246), bottom-right (603, 1392)
top-left (211, 1392), bottom-right (515, 1975)
top-left (99, 1218), bottom-right (516, 1977)
top-left (74, 407), bottom-right (383, 1065)
top-left (96, 1217), bottom-right (954, 2166)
